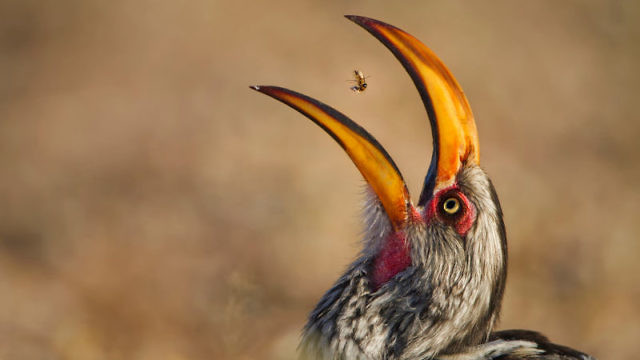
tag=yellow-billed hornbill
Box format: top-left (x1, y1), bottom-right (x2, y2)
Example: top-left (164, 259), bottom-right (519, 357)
top-left (251, 15), bottom-right (595, 360)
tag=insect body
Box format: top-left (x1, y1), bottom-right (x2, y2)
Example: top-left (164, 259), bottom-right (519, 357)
top-left (349, 70), bottom-right (368, 93)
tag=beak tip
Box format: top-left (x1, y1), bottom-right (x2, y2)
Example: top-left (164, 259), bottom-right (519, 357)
top-left (249, 85), bottom-right (261, 91)
top-left (344, 15), bottom-right (368, 25)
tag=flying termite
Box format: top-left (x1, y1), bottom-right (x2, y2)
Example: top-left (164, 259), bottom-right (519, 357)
top-left (349, 69), bottom-right (369, 93)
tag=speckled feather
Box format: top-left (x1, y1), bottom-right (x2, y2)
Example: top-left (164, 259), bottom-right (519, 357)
top-left (298, 164), bottom-right (594, 360)
top-left (300, 165), bottom-right (508, 359)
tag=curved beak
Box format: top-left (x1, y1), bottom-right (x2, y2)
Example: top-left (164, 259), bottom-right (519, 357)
top-left (345, 15), bottom-right (480, 206)
top-left (250, 86), bottom-right (411, 230)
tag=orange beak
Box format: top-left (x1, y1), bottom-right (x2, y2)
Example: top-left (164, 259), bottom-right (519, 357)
top-left (250, 86), bottom-right (411, 230)
top-left (345, 15), bottom-right (480, 206)
top-left (251, 15), bottom-right (481, 226)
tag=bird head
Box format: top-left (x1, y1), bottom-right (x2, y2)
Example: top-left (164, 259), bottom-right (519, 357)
top-left (251, 15), bottom-right (507, 358)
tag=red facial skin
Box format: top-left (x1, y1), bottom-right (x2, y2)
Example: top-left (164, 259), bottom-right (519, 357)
top-left (370, 184), bottom-right (476, 290)
top-left (425, 185), bottom-right (476, 236)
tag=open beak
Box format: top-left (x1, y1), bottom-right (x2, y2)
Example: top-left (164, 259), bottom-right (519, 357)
top-left (345, 15), bottom-right (480, 206)
top-left (249, 86), bottom-right (411, 230)
top-left (251, 15), bottom-right (481, 226)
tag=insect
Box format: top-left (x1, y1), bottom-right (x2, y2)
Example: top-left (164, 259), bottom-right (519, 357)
top-left (349, 70), bottom-right (369, 93)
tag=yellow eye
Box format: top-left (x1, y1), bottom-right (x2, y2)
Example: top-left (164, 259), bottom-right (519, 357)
top-left (442, 197), bottom-right (460, 214)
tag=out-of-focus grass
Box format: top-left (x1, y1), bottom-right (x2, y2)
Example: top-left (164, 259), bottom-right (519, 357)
top-left (0, 1), bottom-right (638, 359)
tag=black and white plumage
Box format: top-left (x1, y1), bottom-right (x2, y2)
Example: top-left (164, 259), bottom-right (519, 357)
top-left (301, 166), bottom-right (507, 359)
top-left (251, 15), bottom-right (595, 360)
top-left (489, 331), bottom-right (595, 360)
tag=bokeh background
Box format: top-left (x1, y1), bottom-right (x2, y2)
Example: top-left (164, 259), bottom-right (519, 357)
top-left (1, 0), bottom-right (639, 359)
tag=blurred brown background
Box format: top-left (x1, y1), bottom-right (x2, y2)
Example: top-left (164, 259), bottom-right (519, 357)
top-left (1, 0), bottom-right (638, 359)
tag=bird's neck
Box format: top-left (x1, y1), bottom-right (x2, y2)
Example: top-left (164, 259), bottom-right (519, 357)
top-left (371, 232), bottom-right (411, 290)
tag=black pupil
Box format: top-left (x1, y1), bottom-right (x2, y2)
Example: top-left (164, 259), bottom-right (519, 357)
top-left (445, 199), bottom-right (456, 210)
top-left (362, 83), bottom-right (367, 88)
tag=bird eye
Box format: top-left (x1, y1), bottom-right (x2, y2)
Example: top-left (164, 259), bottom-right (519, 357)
top-left (442, 197), bottom-right (460, 214)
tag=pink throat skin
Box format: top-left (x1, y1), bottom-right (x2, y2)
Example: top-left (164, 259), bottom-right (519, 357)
top-left (371, 231), bottom-right (411, 290)
top-left (370, 185), bottom-right (476, 290)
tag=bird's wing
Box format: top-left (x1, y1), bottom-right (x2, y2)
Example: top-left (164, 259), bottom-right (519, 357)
top-left (488, 330), bottom-right (596, 360)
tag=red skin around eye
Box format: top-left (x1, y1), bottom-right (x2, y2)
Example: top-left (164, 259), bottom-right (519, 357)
top-left (425, 185), bottom-right (476, 236)
top-left (452, 195), bottom-right (475, 235)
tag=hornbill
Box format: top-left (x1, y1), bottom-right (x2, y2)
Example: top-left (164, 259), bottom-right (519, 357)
top-left (251, 15), bottom-right (595, 360)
